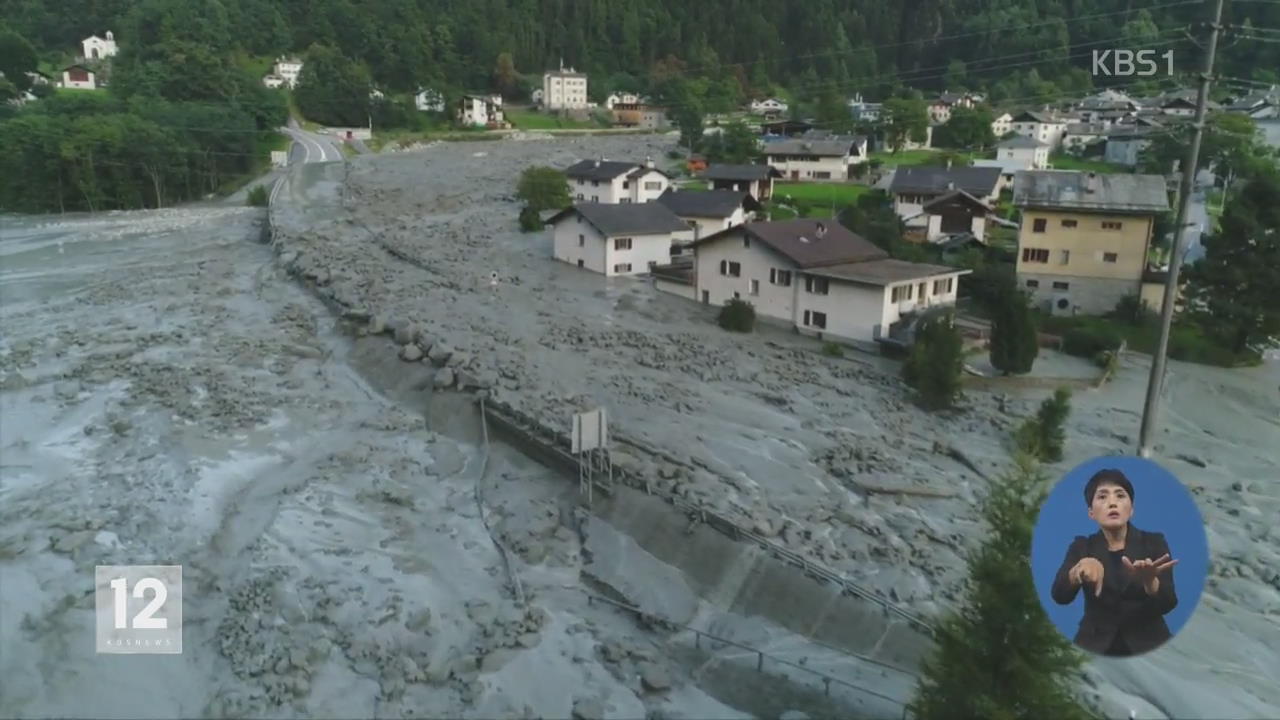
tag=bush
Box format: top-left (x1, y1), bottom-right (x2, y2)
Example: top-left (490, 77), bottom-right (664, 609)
top-left (717, 298), bottom-right (756, 332)
top-left (989, 284), bottom-right (1039, 375)
top-left (1094, 350), bottom-right (1119, 375)
top-left (1014, 388), bottom-right (1072, 462)
top-left (246, 184), bottom-right (269, 207)
top-left (822, 341), bottom-right (844, 357)
top-left (1061, 325), bottom-right (1123, 357)
top-left (516, 166), bottom-right (570, 212)
top-left (518, 205), bottom-right (542, 232)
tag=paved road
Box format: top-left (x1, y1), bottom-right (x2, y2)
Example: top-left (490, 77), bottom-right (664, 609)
top-left (283, 119), bottom-right (344, 164)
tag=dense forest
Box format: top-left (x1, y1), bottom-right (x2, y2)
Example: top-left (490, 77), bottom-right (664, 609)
top-left (2, 0), bottom-right (1278, 212)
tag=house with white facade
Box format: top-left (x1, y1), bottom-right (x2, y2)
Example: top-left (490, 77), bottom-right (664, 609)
top-left (565, 158), bottom-right (670, 204)
top-left (927, 92), bottom-right (983, 125)
top-left (990, 112), bottom-right (1014, 138)
top-left (997, 135), bottom-right (1050, 169)
top-left (848, 93), bottom-right (882, 122)
top-left (1062, 122), bottom-right (1107, 152)
top-left (750, 97), bottom-right (788, 116)
top-left (764, 135), bottom-right (867, 181)
top-left (889, 165), bottom-right (1004, 220)
top-left (60, 64), bottom-right (96, 90)
top-left (656, 189), bottom-right (760, 243)
top-left (542, 62), bottom-right (589, 110)
top-left (81, 32), bottom-right (118, 60)
top-left (262, 74), bottom-right (285, 89)
top-left (415, 88), bottom-right (445, 112)
top-left (700, 163), bottom-right (782, 202)
top-left (1010, 110), bottom-right (1067, 148)
top-left (606, 92), bottom-right (642, 110)
top-left (457, 94), bottom-right (505, 127)
top-left (548, 202), bottom-right (693, 276)
top-left (676, 219), bottom-right (967, 344)
top-left (1076, 89), bottom-right (1138, 125)
top-left (273, 56), bottom-right (303, 89)
top-left (1225, 87), bottom-right (1279, 119)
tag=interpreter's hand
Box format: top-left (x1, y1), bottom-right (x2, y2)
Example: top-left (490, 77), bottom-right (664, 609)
top-left (1071, 557), bottom-right (1106, 597)
top-left (1122, 553), bottom-right (1178, 585)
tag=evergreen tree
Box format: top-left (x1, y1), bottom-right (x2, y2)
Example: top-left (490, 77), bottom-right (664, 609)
top-left (989, 284), bottom-right (1039, 375)
top-left (516, 166), bottom-right (570, 212)
top-left (0, 28), bottom-right (38, 92)
top-left (910, 455), bottom-right (1091, 720)
top-left (1186, 168), bottom-right (1280, 355)
top-left (902, 312), bottom-right (964, 411)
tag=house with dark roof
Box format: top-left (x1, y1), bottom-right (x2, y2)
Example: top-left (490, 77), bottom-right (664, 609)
top-left (564, 157), bottom-right (671, 204)
top-left (61, 64), bottom-right (97, 90)
top-left (656, 189), bottom-right (760, 242)
top-left (547, 202), bottom-right (693, 276)
top-left (1013, 170), bottom-right (1170, 315)
top-left (699, 163), bottom-right (782, 201)
top-left (997, 135), bottom-right (1051, 169)
top-left (664, 219), bottom-right (967, 343)
top-left (888, 165), bottom-right (1004, 220)
top-left (1011, 109), bottom-right (1068, 148)
top-left (901, 190), bottom-right (996, 244)
top-left (762, 136), bottom-right (867, 182)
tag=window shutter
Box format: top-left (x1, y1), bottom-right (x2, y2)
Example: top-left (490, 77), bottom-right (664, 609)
top-left (720, 260), bottom-right (727, 274)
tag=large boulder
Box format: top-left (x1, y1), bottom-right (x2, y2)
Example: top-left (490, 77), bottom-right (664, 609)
top-left (400, 344), bottom-right (424, 362)
top-left (428, 343), bottom-right (453, 367)
top-left (433, 368), bottom-right (455, 389)
top-left (394, 321), bottom-right (418, 345)
top-left (639, 662), bottom-right (672, 692)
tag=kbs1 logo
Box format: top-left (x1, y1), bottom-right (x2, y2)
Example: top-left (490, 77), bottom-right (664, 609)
top-left (1092, 49), bottom-right (1175, 77)
top-left (95, 565), bottom-right (183, 654)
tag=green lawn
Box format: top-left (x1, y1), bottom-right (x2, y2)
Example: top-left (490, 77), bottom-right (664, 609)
top-left (869, 149), bottom-right (974, 167)
top-left (774, 182), bottom-right (870, 205)
top-left (506, 109), bottom-right (602, 130)
top-left (1048, 154), bottom-right (1129, 174)
top-left (232, 52), bottom-right (274, 81)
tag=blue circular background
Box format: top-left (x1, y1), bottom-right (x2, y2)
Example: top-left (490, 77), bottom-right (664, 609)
top-left (1030, 455), bottom-right (1210, 649)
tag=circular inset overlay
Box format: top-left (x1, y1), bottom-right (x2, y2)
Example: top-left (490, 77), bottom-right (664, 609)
top-left (1030, 456), bottom-right (1209, 657)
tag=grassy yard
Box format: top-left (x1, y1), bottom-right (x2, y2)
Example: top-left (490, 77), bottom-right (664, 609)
top-left (232, 52), bottom-right (273, 81)
top-left (506, 109), bottom-right (602, 130)
top-left (1037, 313), bottom-right (1259, 367)
top-left (1048, 154), bottom-right (1129, 174)
top-left (774, 182), bottom-right (870, 205)
top-left (869, 149), bottom-right (974, 167)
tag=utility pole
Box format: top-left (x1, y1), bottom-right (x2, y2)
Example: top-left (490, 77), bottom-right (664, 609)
top-left (1137, 0), bottom-right (1226, 458)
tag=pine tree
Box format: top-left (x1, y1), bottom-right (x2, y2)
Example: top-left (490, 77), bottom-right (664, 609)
top-left (902, 312), bottom-right (964, 411)
top-left (909, 455), bottom-right (1092, 720)
top-left (990, 284), bottom-right (1039, 375)
top-left (1034, 387), bottom-right (1071, 463)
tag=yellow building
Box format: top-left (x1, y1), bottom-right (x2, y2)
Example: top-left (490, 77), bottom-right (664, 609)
top-left (1013, 170), bottom-right (1170, 315)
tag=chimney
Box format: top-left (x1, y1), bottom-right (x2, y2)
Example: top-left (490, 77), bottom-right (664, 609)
top-left (947, 181), bottom-right (955, 191)
top-left (815, 222), bottom-right (827, 238)
top-left (645, 155), bottom-right (654, 169)
top-left (946, 158), bottom-right (952, 170)
top-left (593, 158), bottom-right (601, 168)
top-left (1085, 172), bottom-right (1097, 193)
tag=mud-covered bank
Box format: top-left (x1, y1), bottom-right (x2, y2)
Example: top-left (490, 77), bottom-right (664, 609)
top-left (267, 135), bottom-right (1280, 719)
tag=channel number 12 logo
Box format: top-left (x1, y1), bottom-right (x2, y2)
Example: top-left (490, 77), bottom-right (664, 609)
top-left (95, 565), bottom-right (183, 654)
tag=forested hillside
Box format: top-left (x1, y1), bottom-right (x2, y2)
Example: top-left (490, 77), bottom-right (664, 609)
top-left (3, 0), bottom-right (1278, 213)
top-left (7, 0), bottom-right (1279, 99)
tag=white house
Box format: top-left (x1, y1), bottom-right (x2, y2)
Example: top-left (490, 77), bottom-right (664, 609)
top-left (997, 135), bottom-right (1050, 170)
top-left (888, 165), bottom-right (1004, 220)
top-left (565, 158), bottom-right (671, 204)
top-left (543, 62), bottom-right (588, 110)
top-left (1010, 110), bottom-right (1067, 148)
top-left (81, 31), bottom-right (118, 60)
top-left (262, 73), bottom-right (285, 89)
top-left (656, 189), bottom-right (761, 243)
top-left (848, 94), bottom-right (882, 122)
top-left (548, 202), bottom-right (694, 276)
top-left (273, 56), bottom-right (303, 89)
top-left (764, 135), bottom-right (867, 181)
top-left (415, 88), bottom-right (445, 112)
top-left (679, 219), bottom-right (967, 344)
top-left (750, 97), bottom-right (788, 116)
top-left (991, 112), bottom-right (1014, 138)
top-left (60, 64), bottom-right (96, 90)
top-left (1062, 122), bottom-right (1107, 152)
top-left (457, 94), bottom-right (504, 127)
top-left (605, 92), bottom-right (642, 110)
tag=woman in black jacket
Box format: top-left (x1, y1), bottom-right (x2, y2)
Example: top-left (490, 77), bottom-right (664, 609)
top-left (1051, 468), bottom-right (1180, 657)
